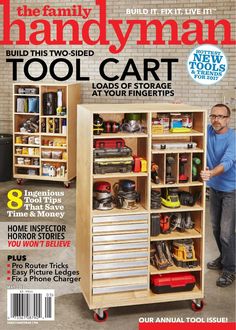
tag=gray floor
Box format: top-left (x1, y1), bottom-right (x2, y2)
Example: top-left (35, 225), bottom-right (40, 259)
top-left (0, 180), bottom-right (235, 329)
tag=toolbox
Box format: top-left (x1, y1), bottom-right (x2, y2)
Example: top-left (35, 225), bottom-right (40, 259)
top-left (94, 138), bottom-right (125, 149)
top-left (18, 87), bottom-right (38, 94)
top-left (152, 142), bottom-right (197, 150)
top-left (150, 272), bottom-right (196, 294)
top-left (94, 138), bottom-right (132, 158)
top-left (94, 146), bottom-right (132, 158)
top-left (93, 157), bottom-right (134, 174)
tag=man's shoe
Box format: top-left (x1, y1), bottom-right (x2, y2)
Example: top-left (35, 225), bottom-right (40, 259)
top-left (216, 272), bottom-right (235, 287)
top-left (207, 257), bottom-right (223, 270)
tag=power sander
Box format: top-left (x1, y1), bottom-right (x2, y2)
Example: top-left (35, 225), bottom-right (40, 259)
top-left (161, 188), bottom-right (180, 208)
top-left (172, 239), bottom-right (198, 268)
top-left (93, 181), bottom-right (114, 210)
top-left (114, 180), bottom-right (140, 210)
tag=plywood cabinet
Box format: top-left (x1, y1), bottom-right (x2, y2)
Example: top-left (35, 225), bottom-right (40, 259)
top-left (13, 83), bottom-right (80, 186)
top-left (76, 104), bottom-right (207, 319)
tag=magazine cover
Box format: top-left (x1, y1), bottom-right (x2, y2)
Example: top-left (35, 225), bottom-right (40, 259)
top-left (0, 0), bottom-right (235, 329)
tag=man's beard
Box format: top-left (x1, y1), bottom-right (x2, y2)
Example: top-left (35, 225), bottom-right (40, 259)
top-left (213, 124), bottom-right (225, 132)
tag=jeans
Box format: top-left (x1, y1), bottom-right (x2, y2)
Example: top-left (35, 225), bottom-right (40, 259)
top-left (209, 188), bottom-right (236, 273)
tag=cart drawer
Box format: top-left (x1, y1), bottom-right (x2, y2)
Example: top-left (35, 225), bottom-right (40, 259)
top-left (93, 233), bottom-right (148, 242)
top-left (93, 283), bottom-right (147, 295)
top-left (93, 214), bottom-right (148, 223)
top-left (93, 241), bottom-right (148, 252)
top-left (93, 269), bottom-right (148, 280)
top-left (93, 223), bottom-right (148, 233)
top-left (93, 275), bottom-right (147, 288)
top-left (93, 251), bottom-right (148, 261)
top-left (93, 260), bottom-right (148, 270)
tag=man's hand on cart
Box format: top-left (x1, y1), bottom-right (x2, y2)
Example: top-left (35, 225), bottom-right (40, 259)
top-left (200, 167), bottom-right (212, 181)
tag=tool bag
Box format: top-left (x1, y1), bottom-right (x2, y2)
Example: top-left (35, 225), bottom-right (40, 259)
top-left (43, 92), bottom-right (57, 115)
top-left (178, 191), bottom-right (201, 206)
top-left (17, 98), bottom-right (28, 113)
top-left (150, 241), bottom-right (173, 270)
top-left (28, 98), bottom-right (39, 113)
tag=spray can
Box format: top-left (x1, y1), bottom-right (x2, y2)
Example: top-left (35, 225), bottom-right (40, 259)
top-left (62, 119), bottom-right (67, 135)
top-left (49, 166), bottom-right (56, 177)
top-left (57, 89), bottom-right (62, 108)
top-left (57, 167), bottom-right (61, 177)
top-left (60, 165), bottom-right (65, 177)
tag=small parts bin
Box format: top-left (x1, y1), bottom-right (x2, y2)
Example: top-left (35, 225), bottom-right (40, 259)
top-left (0, 134), bottom-right (13, 181)
top-left (150, 272), bottom-right (196, 294)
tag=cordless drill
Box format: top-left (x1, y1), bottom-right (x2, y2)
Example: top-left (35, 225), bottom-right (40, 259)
top-left (166, 156), bottom-right (175, 184)
top-left (192, 157), bottom-right (201, 181)
top-left (151, 162), bottom-right (160, 184)
top-left (179, 154), bottom-right (188, 183)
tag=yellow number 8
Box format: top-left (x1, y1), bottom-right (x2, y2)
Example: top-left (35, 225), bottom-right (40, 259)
top-left (7, 189), bottom-right (23, 209)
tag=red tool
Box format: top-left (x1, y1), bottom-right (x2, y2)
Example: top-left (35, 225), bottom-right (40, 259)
top-left (179, 154), bottom-right (188, 183)
top-left (133, 156), bottom-right (141, 172)
top-left (160, 215), bottom-right (171, 234)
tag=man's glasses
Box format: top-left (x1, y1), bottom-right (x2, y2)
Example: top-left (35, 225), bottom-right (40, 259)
top-left (209, 114), bottom-right (229, 120)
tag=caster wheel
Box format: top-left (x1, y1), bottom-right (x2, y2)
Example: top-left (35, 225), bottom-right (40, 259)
top-left (93, 310), bottom-right (108, 322)
top-left (64, 182), bottom-right (70, 188)
top-left (191, 300), bottom-right (204, 312)
top-left (17, 179), bottom-right (23, 185)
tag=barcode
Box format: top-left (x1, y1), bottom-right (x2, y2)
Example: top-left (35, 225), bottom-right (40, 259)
top-left (7, 290), bottom-right (54, 321)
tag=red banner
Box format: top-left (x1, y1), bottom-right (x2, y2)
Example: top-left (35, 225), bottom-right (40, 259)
top-left (139, 322), bottom-right (236, 330)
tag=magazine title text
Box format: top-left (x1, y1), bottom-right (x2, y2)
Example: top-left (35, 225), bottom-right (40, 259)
top-left (0, 0), bottom-right (235, 53)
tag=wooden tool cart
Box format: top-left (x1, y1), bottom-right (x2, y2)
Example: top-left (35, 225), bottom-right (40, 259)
top-left (13, 83), bottom-right (79, 187)
top-left (76, 104), bottom-right (207, 321)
